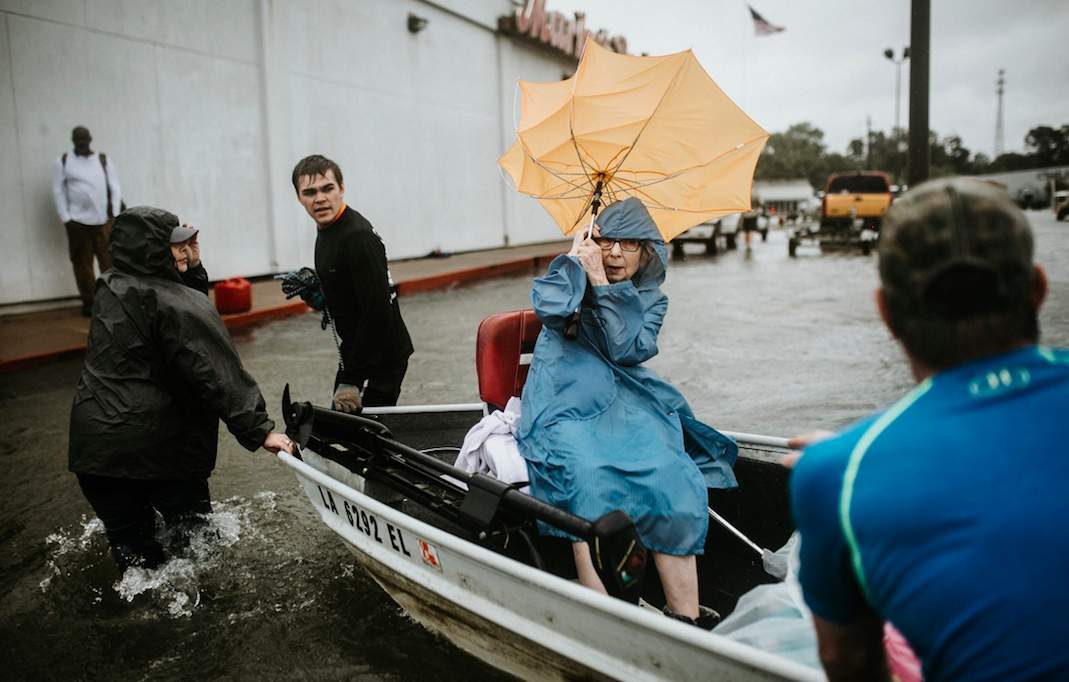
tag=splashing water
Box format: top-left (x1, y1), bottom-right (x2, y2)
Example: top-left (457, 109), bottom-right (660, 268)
top-left (40, 516), bottom-right (107, 593)
top-left (40, 492), bottom-right (282, 618)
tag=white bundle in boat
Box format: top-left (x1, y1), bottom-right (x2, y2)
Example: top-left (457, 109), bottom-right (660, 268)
top-left (453, 397), bottom-right (530, 493)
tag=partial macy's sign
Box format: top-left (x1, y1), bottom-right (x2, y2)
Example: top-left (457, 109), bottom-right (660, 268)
top-left (499, 0), bottom-right (628, 60)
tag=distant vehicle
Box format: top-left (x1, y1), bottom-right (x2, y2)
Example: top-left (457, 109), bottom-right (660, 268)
top-left (1055, 190), bottom-right (1069, 222)
top-left (821, 171), bottom-right (893, 232)
top-left (785, 172), bottom-right (891, 257)
top-left (1015, 187), bottom-right (1039, 210)
top-left (720, 212), bottom-right (742, 248)
top-left (798, 196), bottom-right (822, 221)
top-left (670, 212), bottom-right (741, 259)
top-left (788, 171), bottom-right (891, 257)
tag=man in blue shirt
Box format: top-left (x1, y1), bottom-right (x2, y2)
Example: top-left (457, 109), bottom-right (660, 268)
top-left (790, 178), bottom-right (1069, 681)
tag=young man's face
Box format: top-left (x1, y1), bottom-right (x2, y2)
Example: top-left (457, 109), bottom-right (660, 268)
top-left (297, 170), bottom-right (345, 227)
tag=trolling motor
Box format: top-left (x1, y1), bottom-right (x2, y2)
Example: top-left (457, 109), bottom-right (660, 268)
top-left (280, 385), bottom-right (648, 603)
top-left (563, 179), bottom-right (605, 340)
top-left (589, 510), bottom-right (647, 603)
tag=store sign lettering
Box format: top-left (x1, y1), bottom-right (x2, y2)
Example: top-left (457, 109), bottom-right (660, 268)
top-left (499, 0), bottom-right (628, 59)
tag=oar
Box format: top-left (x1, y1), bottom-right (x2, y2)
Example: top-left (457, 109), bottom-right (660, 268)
top-left (708, 507), bottom-right (787, 580)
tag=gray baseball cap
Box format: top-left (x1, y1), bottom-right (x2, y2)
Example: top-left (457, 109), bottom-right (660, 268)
top-left (878, 178), bottom-right (1034, 316)
top-left (170, 225), bottom-right (199, 243)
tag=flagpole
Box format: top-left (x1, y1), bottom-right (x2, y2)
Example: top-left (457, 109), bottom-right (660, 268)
top-left (741, 1), bottom-right (749, 108)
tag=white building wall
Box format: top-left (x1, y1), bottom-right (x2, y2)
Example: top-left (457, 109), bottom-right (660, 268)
top-left (0, 0), bottom-right (571, 306)
top-left (970, 165), bottom-right (1069, 205)
top-left (0, 13), bottom-right (31, 304)
top-left (497, 30), bottom-right (575, 248)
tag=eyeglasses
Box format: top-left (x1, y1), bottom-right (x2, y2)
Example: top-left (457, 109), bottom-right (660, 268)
top-left (593, 237), bottom-right (642, 253)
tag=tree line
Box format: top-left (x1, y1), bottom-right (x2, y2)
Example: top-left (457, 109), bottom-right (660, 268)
top-left (756, 122), bottom-right (1069, 189)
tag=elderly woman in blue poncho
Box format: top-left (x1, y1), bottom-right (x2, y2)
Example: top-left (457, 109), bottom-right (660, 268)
top-left (517, 197), bottom-right (738, 625)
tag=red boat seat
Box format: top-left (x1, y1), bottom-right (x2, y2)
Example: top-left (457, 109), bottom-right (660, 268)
top-left (476, 309), bottom-right (542, 412)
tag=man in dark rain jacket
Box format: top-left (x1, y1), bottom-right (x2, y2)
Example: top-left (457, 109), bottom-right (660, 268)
top-left (69, 206), bottom-right (293, 570)
top-left (291, 155), bottom-right (413, 411)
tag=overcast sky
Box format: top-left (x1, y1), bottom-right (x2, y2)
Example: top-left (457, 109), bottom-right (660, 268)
top-left (553, 0), bottom-right (1069, 158)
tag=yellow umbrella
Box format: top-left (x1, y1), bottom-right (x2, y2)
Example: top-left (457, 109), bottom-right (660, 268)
top-left (499, 37), bottom-right (769, 241)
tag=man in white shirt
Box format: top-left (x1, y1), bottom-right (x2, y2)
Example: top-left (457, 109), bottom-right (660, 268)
top-left (52, 126), bottom-right (122, 315)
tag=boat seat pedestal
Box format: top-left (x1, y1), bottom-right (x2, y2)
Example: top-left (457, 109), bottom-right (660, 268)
top-left (459, 473), bottom-right (514, 527)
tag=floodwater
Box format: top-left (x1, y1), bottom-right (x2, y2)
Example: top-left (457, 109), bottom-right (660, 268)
top-left (2, 212), bottom-right (1067, 680)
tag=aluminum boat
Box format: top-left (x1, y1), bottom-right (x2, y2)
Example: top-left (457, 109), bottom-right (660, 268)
top-left (277, 310), bottom-right (821, 681)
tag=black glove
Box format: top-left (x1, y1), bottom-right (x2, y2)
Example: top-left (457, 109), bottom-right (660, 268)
top-left (275, 267), bottom-right (325, 310)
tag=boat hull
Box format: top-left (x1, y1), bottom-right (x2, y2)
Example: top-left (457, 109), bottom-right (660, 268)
top-left (346, 539), bottom-right (606, 680)
top-left (282, 449), bottom-right (820, 682)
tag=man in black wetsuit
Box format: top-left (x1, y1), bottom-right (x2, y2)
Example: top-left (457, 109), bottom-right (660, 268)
top-left (292, 155), bottom-right (413, 411)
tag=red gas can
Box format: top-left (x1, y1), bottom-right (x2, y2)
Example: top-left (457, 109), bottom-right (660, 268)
top-left (214, 277), bottom-right (252, 315)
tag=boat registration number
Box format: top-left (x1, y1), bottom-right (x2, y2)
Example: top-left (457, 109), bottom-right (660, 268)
top-left (315, 484), bottom-right (412, 559)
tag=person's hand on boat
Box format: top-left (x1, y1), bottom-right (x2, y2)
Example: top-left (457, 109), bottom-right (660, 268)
top-left (263, 431), bottom-right (296, 454)
top-left (570, 225), bottom-right (609, 286)
top-left (781, 430), bottom-right (835, 468)
top-left (333, 384), bottom-right (362, 413)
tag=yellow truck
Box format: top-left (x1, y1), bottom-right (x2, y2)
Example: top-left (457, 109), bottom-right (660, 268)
top-left (821, 171), bottom-right (893, 231)
top-left (788, 171), bottom-right (892, 257)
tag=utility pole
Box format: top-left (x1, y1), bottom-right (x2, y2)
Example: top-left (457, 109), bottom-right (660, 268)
top-left (908, 0), bottom-right (930, 186)
top-left (994, 68), bottom-right (1005, 157)
top-left (866, 115), bottom-right (873, 168)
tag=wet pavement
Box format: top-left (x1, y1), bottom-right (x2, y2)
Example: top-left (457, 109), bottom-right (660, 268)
top-left (2, 212), bottom-right (1067, 679)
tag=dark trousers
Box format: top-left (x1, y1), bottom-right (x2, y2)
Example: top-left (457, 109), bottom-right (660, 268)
top-left (65, 220), bottom-right (112, 307)
top-left (76, 473), bottom-right (211, 570)
top-left (336, 358), bottom-right (409, 408)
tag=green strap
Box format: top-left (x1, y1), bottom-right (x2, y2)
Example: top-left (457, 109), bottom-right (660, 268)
top-left (1038, 346), bottom-right (1062, 364)
top-left (839, 377), bottom-right (933, 604)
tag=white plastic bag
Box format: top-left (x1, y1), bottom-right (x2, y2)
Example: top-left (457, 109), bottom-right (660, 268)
top-left (714, 533), bottom-right (821, 670)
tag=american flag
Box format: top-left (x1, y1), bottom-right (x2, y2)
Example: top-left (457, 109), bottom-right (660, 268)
top-left (749, 5), bottom-right (785, 36)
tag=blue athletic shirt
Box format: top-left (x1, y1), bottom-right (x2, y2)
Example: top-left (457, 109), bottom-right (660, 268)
top-left (791, 345), bottom-right (1069, 681)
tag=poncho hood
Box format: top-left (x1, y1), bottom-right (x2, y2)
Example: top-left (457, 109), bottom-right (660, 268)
top-left (595, 197), bottom-right (668, 289)
top-left (109, 206), bottom-right (182, 282)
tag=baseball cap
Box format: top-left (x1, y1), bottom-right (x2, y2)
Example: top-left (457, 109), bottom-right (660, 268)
top-left (878, 178), bottom-right (1034, 317)
top-left (170, 225), bottom-right (199, 243)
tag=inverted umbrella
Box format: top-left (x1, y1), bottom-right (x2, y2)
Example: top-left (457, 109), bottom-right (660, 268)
top-left (499, 37), bottom-right (769, 241)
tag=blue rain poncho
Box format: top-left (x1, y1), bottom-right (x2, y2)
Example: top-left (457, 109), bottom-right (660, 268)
top-left (516, 198), bottom-right (738, 556)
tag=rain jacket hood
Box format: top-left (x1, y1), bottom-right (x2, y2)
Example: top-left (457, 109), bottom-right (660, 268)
top-left (109, 206), bottom-right (183, 282)
top-left (595, 197), bottom-right (667, 290)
